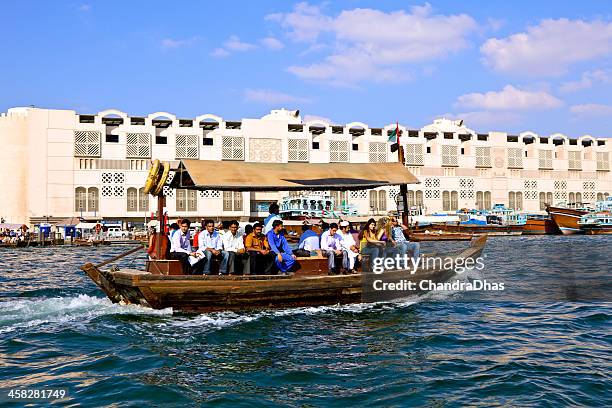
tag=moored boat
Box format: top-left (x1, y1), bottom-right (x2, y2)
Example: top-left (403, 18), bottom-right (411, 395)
top-left (546, 204), bottom-right (589, 235)
top-left (578, 212), bottom-right (612, 235)
top-left (408, 232), bottom-right (473, 241)
top-left (522, 214), bottom-right (560, 235)
top-left (81, 159), bottom-right (489, 313)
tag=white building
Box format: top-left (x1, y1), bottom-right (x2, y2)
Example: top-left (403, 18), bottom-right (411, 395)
top-left (0, 107), bottom-right (610, 226)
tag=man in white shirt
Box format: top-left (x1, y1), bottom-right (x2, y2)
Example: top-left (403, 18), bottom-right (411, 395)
top-left (339, 221), bottom-right (360, 273)
top-left (169, 219), bottom-right (198, 274)
top-left (196, 219), bottom-right (226, 275)
top-left (221, 220), bottom-right (248, 275)
top-left (320, 222), bottom-right (343, 274)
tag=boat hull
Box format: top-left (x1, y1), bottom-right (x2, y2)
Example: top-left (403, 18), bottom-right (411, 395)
top-left (432, 224), bottom-right (522, 236)
top-left (546, 206), bottom-right (588, 235)
top-left (522, 218), bottom-right (560, 235)
top-left (580, 225), bottom-right (612, 235)
top-left (82, 236), bottom-right (487, 313)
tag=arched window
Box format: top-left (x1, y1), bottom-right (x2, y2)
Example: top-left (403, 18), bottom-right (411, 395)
top-left (369, 190), bottom-right (378, 213)
top-left (138, 188), bottom-right (148, 212)
top-left (127, 187), bottom-right (138, 212)
top-left (176, 189), bottom-right (186, 212)
top-left (546, 192), bottom-right (553, 205)
top-left (575, 192), bottom-right (582, 204)
top-left (515, 192), bottom-right (523, 211)
top-left (187, 190), bottom-right (197, 212)
top-left (443, 191), bottom-right (450, 211)
top-left (87, 187), bottom-right (99, 212)
top-left (597, 193), bottom-right (604, 201)
top-left (484, 191), bottom-right (491, 210)
top-left (476, 191), bottom-right (484, 210)
top-left (509, 192), bottom-right (516, 210)
top-left (539, 192), bottom-right (546, 210)
top-left (223, 191), bottom-right (243, 211)
top-left (378, 190), bottom-right (387, 213)
top-left (450, 191), bottom-right (458, 211)
top-left (75, 187), bottom-right (86, 212)
top-left (407, 191), bottom-right (415, 207)
top-left (568, 192), bottom-right (575, 203)
top-left (415, 190), bottom-right (424, 207)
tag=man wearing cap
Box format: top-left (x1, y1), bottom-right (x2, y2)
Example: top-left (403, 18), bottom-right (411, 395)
top-left (338, 221), bottom-right (360, 273)
top-left (320, 222), bottom-right (343, 274)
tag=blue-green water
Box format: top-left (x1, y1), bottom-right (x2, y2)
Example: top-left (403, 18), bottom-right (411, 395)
top-left (0, 236), bottom-right (610, 407)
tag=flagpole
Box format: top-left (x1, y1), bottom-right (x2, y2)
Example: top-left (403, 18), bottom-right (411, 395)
top-left (396, 122), bottom-right (410, 229)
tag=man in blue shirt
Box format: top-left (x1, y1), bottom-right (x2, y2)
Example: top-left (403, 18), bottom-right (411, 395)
top-left (263, 203), bottom-right (282, 234)
top-left (196, 219), bottom-right (227, 275)
top-left (266, 219), bottom-right (296, 274)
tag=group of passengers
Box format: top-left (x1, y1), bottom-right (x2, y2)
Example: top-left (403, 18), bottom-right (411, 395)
top-left (153, 202), bottom-right (420, 275)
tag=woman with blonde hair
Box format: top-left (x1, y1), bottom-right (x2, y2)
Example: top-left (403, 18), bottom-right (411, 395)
top-left (358, 218), bottom-right (385, 271)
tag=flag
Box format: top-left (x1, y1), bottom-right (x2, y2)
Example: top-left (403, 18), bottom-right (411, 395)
top-left (389, 121), bottom-right (402, 152)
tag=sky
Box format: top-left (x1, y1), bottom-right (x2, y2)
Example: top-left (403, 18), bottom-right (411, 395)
top-left (0, 1), bottom-right (611, 136)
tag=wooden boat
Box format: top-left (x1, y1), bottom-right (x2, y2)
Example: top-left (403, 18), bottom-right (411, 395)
top-left (431, 223), bottom-right (522, 236)
top-left (546, 205), bottom-right (588, 235)
top-left (74, 239), bottom-right (110, 247)
top-left (578, 212), bottom-right (612, 235)
top-left (81, 159), bottom-right (489, 313)
top-left (408, 232), bottom-right (473, 241)
top-left (522, 215), bottom-right (560, 235)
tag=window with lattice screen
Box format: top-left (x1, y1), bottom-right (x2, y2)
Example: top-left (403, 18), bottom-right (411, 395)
top-left (138, 188), bottom-right (148, 212)
top-left (329, 141), bottom-right (349, 162)
top-left (126, 133), bottom-right (151, 158)
top-left (176, 189), bottom-right (186, 212)
top-left (507, 148), bottom-right (523, 168)
top-left (597, 152), bottom-right (609, 171)
top-left (568, 151), bottom-right (581, 170)
top-left (288, 139), bottom-right (308, 162)
top-left (539, 150), bottom-right (553, 169)
top-left (369, 191), bottom-right (378, 212)
top-left (222, 137), bottom-right (244, 160)
top-left (441, 145), bottom-right (458, 166)
top-left (175, 134), bottom-right (199, 159)
top-left (223, 191), bottom-right (242, 211)
top-left (75, 187), bottom-right (86, 211)
top-left (74, 131), bottom-right (101, 157)
top-left (187, 190), bottom-right (197, 211)
top-left (404, 144), bottom-right (423, 165)
top-left (368, 142), bottom-right (387, 163)
top-left (450, 191), bottom-right (458, 211)
top-left (127, 188), bottom-right (138, 212)
top-left (475, 147), bottom-right (491, 167)
top-left (378, 190), bottom-right (387, 212)
top-left (88, 187), bottom-right (99, 211)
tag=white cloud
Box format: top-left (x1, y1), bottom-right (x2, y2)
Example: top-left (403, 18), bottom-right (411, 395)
top-left (441, 111), bottom-right (523, 129)
top-left (260, 37), bottom-right (285, 50)
top-left (224, 35), bottom-right (256, 52)
top-left (481, 18), bottom-right (612, 76)
top-left (456, 85), bottom-right (563, 111)
top-left (161, 36), bottom-right (200, 49)
top-left (78, 4), bottom-right (91, 12)
top-left (243, 89), bottom-right (311, 105)
top-left (210, 48), bottom-right (230, 58)
top-left (570, 103), bottom-right (612, 117)
top-left (559, 70), bottom-right (612, 92)
top-left (269, 3), bottom-right (477, 85)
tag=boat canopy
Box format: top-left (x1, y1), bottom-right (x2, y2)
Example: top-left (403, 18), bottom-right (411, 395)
top-left (169, 160), bottom-right (419, 191)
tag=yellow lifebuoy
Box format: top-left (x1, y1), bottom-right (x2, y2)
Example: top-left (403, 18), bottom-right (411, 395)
top-left (152, 161), bottom-right (171, 196)
top-left (143, 159), bottom-right (161, 194)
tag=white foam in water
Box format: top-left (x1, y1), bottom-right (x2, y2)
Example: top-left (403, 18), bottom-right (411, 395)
top-left (0, 294), bottom-right (172, 334)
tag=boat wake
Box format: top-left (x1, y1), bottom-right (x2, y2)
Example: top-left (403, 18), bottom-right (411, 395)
top-left (0, 294), bottom-right (172, 335)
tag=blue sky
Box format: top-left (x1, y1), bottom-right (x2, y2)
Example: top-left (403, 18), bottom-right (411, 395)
top-left (1, 1), bottom-right (611, 136)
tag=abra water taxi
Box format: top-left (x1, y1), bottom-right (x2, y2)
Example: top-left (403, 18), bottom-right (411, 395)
top-left (81, 159), bottom-right (488, 313)
top-left (578, 211), bottom-right (612, 235)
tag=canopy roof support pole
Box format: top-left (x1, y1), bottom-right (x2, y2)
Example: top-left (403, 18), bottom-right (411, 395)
top-left (156, 194), bottom-right (165, 259)
top-left (398, 146), bottom-right (410, 227)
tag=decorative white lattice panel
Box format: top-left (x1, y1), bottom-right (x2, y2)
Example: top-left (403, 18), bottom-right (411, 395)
top-left (388, 187), bottom-right (399, 200)
top-left (507, 148), bottom-right (522, 168)
top-left (112, 186), bottom-right (124, 197)
top-left (539, 150), bottom-right (553, 169)
top-left (424, 178), bottom-right (440, 188)
top-left (329, 140), bottom-right (349, 162)
top-left (404, 144), bottom-right (424, 165)
top-left (441, 145), bottom-right (458, 166)
top-left (102, 186), bottom-right (113, 197)
top-left (554, 191), bottom-right (567, 201)
top-left (166, 171), bottom-right (175, 184)
top-left (425, 190), bottom-right (440, 199)
top-left (114, 173), bottom-right (125, 184)
top-left (525, 191), bottom-right (539, 200)
top-left (102, 173), bottom-right (113, 184)
top-left (349, 190), bottom-right (368, 199)
top-left (459, 178), bottom-right (474, 189)
top-left (199, 190), bottom-right (221, 198)
top-left (568, 151), bottom-right (582, 170)
top-left (222, 136), bottom-right (244, 160)
top-left (584, 191), bottom-right (596, 201)
top-left (554, 180), bottom-right (567, 190)
top-left (368, 142), bottom-right (387, 163)
top-left (524, 180), bottom-right (538, 190)
top-left (583, 181), bottom-right (595, 190)
top-left (475, 147), bottom-right (491, 167)
top-left (74, 131), bottom-right (101, 157)
top-left (126, 133), bottom-right (151, 158)
top-left (175, 134), bottom-right (199, 159)
top-left (288, 139), bottom-right (309, 162)
top-left (163, 186), bottom-right (174, 197)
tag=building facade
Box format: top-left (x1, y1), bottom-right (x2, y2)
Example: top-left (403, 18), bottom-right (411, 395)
top-left (0, 107), bottom-right (610, 225)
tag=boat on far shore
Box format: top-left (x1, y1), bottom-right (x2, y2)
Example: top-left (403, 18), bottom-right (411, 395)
top-left (546, 204), bottom-right (589, 235)
top-left (578, 212), bottom-right (612, 235)
top-left (523, 214), bottom-right (560, 235)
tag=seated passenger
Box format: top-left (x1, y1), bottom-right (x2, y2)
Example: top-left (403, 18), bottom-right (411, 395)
top-left (196, 219), bottom-right (226, 275)
top-left (390, 216), bottom-right (420, 265)
top-left (339, 221), bottom-right (360, 274)
top-left (169, 219), bottom-right (198, 274)
top-left (245, 222), bottom-right (275, 275)
top-left (222, 220), bottom-right (248, 275)
top-left (320, 222), bottom-right (343, 274)
top-left (298, 223), bottom-right (320, 252)
top-left (358, 218), bottom-right (385, 271)
top-left (266, 220), bottom-right (296, 274)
